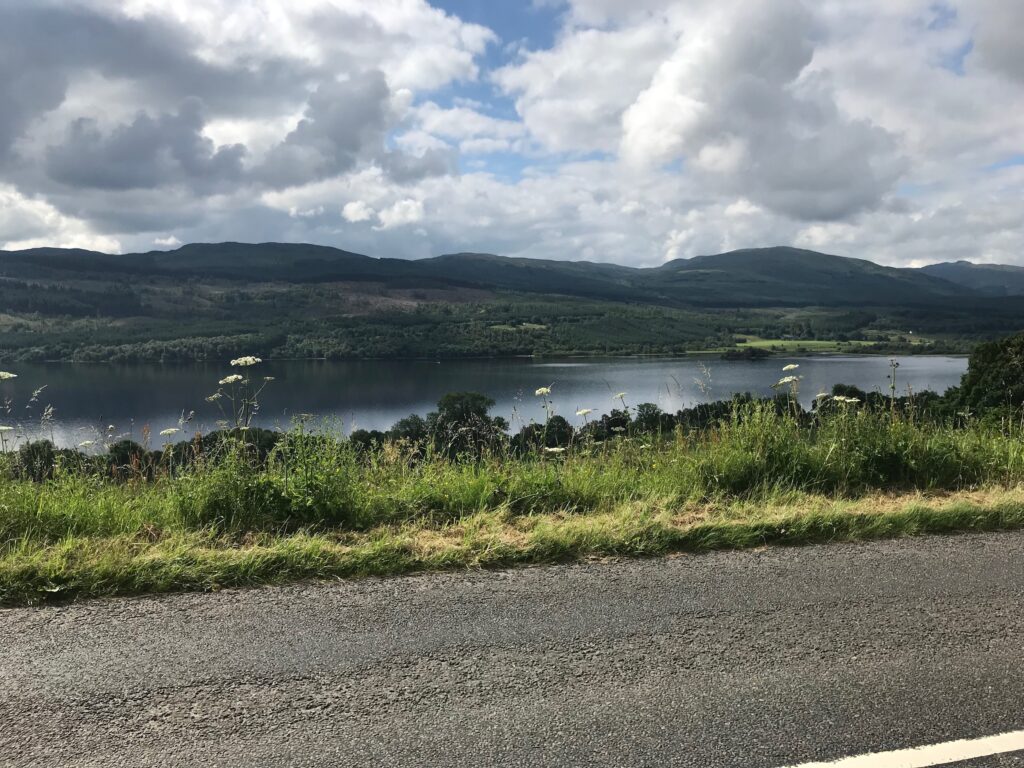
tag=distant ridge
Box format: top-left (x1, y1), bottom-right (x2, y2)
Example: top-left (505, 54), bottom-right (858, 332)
top-left (0, 242), bottom-right (1000, 308)
top-left (654, 246), bottom-right (968, 306)
top-left (5, 240), bottom-right (1024, 365)
top-left (919, 260), bottom-right (1024, 297)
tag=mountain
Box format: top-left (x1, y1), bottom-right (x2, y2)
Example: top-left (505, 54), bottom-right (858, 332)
top-left (0, 242), bottom-right (977, 308)
top-left (654, 246), bottom-right (968, 306)
top-left (918, 261), bottom-right (1024, 297)
top-left (4, 241), bottom-right (1024, 363)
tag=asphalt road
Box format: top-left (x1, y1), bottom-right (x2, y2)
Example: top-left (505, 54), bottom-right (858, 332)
top-left (3, 532), bottom-right (1024, 767)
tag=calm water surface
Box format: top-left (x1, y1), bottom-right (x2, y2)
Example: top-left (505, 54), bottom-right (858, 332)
top-left (0, 355), bottom-right (967, 447)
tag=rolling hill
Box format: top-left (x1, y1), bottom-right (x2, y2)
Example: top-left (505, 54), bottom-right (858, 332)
top-left (2, 242), bottom-right (1023, 362)
top-left (654, 247), bottom-right (969, 306)
top-left (0, 243), bottom-right (988, 308)
top-left (919, 261), bottom-right (1024, 297)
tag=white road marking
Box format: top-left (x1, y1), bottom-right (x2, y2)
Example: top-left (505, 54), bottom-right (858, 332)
top-left (781, 729), bottom-right (1024, 767)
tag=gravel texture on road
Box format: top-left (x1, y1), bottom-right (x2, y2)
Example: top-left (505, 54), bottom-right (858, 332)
top-left (3, 532), bottom-right (1023, 767)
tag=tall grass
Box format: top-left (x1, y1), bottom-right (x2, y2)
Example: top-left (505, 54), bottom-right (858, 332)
top-left (3, 399), bottom-right (1024, 604)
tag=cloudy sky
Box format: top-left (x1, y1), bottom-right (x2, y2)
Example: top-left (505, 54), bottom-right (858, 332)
top-left (1, 0), bottom-right (1022, 266)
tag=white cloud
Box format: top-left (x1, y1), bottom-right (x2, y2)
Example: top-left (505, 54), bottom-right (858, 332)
top-left (495, 23), bottom-right (676, 153)
top-left (621, 0), bottom-right (905, 220)
top-left (342, 200), bottom-right (375, 223)
top-left (968, 0), bottom-right (1024, 83)
top-left (415, 102), bottom-right (524, 143)
top-left (0, 184), bottom-right (122, 252)
top-left (153, 234), bottom-right (181, 247)
top-left (374, 198), bottom-right (424, 230)
top-left (0, 0), bottom-right (1022, 269)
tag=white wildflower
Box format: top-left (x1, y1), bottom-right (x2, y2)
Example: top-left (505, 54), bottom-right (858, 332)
top-left (159, 428), bottom-right (181, 437)
top-left (230, 356), bottom-right (261, 367)
top-left (219, 374), bottom-right (244, 385)
top-left (78, 440), bottom-right (95, 448)
top-left (535, 386), bottom-right (552, 397)
top-left (543, 446), bottom-right (566, 454)
top-left (782, 364), bottom-right (799, 371)
top-left (0, 425), bottom-right (13, 432)
top-left (774, 375), bottom-right (801, 387)
top-left (576, 408), bottom-right (593, 417)
top-left (0, 371), bottom-right (16, 381)
top-left (263, 376), bottom-right (275, 382)
top-left (205, 392), bottom-right (223, 402)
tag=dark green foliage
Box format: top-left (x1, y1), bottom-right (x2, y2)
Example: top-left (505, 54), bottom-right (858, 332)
top-left (656, 246), bottom-right (967, 306)
top-left (634, 403), bottom-right (676, 435)
top-left (389, 414), bottom-right (429, 443)
top-left (1, 242), bottom-right (1021, 362)
top-left (510, 415), bottom-right (574, 454)
top-left (720, 346), bottom-right (771, 360)
top-left (952, 333), bottom-right (1024, 411)
top-left (426, 392), bottom-right (508, 459)
top-left (919, 261), bottom-right (1024, 297)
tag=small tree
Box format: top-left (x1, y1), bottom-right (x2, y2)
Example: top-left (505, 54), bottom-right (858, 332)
top-left (426, 392), bottom-right (508, 459)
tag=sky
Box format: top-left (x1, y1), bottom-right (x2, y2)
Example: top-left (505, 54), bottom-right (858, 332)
top-left (1, 0), bottom-right (1022, 267)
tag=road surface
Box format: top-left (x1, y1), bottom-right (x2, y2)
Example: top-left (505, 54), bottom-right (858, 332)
top-left (3, 532), bottom-right (1024, 767)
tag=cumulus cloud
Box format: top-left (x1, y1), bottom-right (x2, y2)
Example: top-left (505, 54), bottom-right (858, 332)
top-left (0, 0), bottom-right (1022, 268)
top-left (374, 198), bottom-right (424, 230)
top-left (45, 98), bottom-right (245, 191)
top-left (0, 184), bottom-right (123, 252)
top-left (968, 0), bottom-right (1024, 83)
top-left (256, 73), bottom-right (393, 189)
top-left (620, 0), bottom-right (906, 220)
top-left (342, 200), bottom-right (375, 223)
top-left (495, 23), bottom-right (676, 153)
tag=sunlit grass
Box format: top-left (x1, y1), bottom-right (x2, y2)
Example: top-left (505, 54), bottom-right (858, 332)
top-left (3, 487), bottom-right (1023, 605)
top-left (1, 354), bottom-right (1021, 605)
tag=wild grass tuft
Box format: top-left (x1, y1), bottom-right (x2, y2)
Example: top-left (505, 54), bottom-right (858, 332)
top-left (5, 388), bottom-right (1024, 604)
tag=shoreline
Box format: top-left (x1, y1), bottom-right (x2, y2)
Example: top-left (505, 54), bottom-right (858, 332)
top-left (4, 349), bottom-right (970, 366)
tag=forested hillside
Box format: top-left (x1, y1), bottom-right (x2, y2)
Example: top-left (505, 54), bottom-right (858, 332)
top-left (1, 242), bottom-right (1022, 362)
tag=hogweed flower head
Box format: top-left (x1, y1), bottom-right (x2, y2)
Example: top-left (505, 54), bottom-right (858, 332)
top-left (0, 371), bottom-right (16, 381)
top-left (206, 393), bottom-right (223, 402)
top-left (535, 386), bottom-right (552, 397)
top-left (782, 364), bottom-right (799, 371)
top-left (230, 356), bottom-right (261, 367)
top-left (576, 408), bottom-right (593, 417)
top-left (0, 425), bottom-right (13, 432)
top-left (219, 374), bottom-right (244, 385)
top-left (543, 446), bottom-right (566, 454)
top-left (79, 440), bottom-right (95, 448)
top-left (774, 375), bottom-right (801, 387)
top-left (159, 427), bottom-right (181, 437)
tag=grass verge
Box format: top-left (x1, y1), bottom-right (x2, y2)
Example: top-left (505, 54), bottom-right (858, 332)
top-left (4, 488), bottom-right (1023, 606)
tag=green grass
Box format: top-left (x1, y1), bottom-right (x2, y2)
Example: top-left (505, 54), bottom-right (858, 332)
top-left (4, 489), bottom-right (1023, 606)
top-left (4, 403), bottom-right (1024, 605)
top-left (736, 336), bottom-right (876, 352)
